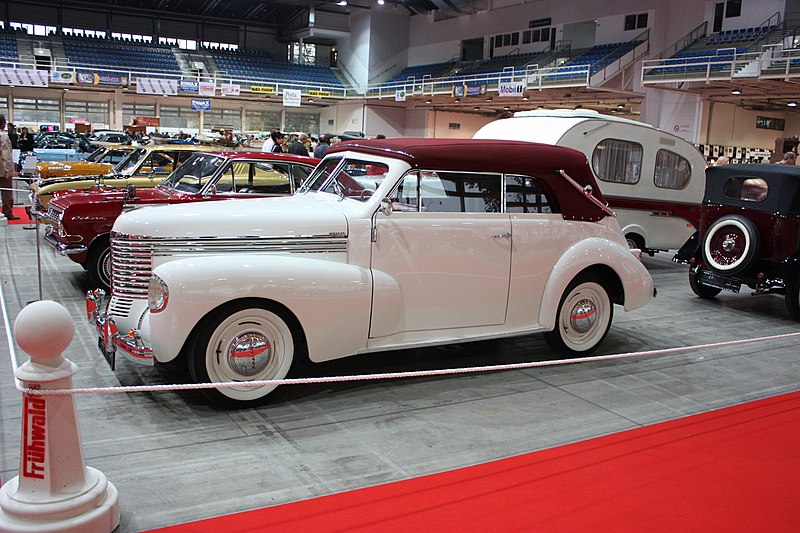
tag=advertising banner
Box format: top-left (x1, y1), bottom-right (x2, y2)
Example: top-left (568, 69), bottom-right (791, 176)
top-left (50, 70), bottom-right (75, 84)
top-left (498, 82), bottom-right (525, 97)
top-left (0, 68), bottom-right (49, 87)
top-left (283, 88), bottom-right (302, 107)
top-left (250, 85), bottom-right (275, 94)
top-left (74, 72), bottom-right (128, 87)
top-left (136, 78), bottom-right (178, 95)
top-left (395, 89), bottom-right (406, 102)
top-left (179, 80), bottom-right (199, 94)
top-left (198, 81), bottom-right (216, 96)
top-left (451, 82), bottom-right (487, 98)
top-left (308, 89), bottom-right (331, 97)
top-left (220, 83), bottom-right (241, 96)
top-left (191, 99), bottom-right (212, 111)
top-left (133, 116), bottom-right (160, 127)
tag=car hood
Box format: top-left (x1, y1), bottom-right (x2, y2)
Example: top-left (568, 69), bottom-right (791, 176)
top-left (49, 185), bottom-right (189, 210)
top-left (112, 194), bottom-right (350, 239)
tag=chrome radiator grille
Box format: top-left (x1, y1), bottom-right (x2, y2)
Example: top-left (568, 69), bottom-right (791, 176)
top-left (110, 233), bottom-right (348, 300)
top-left (111, 237), bottom-right (153, 299)
top-left (46, 206), bottom-right (63, 223)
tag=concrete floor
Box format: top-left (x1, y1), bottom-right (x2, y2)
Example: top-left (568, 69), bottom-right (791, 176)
top-left (1, 220), bottom-right (799, 532)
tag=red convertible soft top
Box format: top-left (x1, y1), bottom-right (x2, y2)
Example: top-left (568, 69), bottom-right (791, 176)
top-left (328, 138), bottom-right (610, 222)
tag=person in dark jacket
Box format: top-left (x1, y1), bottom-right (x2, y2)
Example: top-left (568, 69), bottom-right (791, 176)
top-left (313, 134), bottom-right (330, 158)
top-left (287, 133), bottom-right (310, 156)
top-left (18, 127), bottom-right (34, 152)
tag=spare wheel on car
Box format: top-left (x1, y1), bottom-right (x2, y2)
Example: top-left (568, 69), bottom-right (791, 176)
top-left (702, 214), bottom-right (759, 276)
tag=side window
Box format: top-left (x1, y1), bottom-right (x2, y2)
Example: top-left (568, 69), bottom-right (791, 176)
top-left (250, 162), bottom-right (291, 194)
top-left (420, 171), bottom-right (501, 213)
top-left (139, 151), bottom-right (175, 175)
top-left (215, 163), bottom-right (244, 192)
top-left (723, 177), bottom-right (768, 202)
top-left (654, 149), bottom-right (691, 189)
top-left (291, 165), bottom-right (312, 190)
top-left (388, 172), bottom-right (420, 211)
top-left (592, 139), bottom-right (643, 184)
top-left (102, 149), bottom-right (128, 164)
top-left (505, 174), bottom-right (558, 213)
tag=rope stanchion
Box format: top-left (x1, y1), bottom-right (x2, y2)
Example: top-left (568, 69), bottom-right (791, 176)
top-left (16, 331), bottom-right (800, 397)
top-left (0, 301), bottom-right (119, 533)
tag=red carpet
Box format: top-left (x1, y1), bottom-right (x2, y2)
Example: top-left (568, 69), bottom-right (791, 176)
top-left (148, 392), bottom-right (800, 532)
top-left (4, 206), bottom-right (32, 225)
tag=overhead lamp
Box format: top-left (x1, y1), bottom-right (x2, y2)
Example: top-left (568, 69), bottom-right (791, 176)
top-left (522, 96), bottom-right (529, 101)
top-left (504, 106), bottom-right (510, 110)
top-left (474, 106), bottom-right (480, 110)
top-left (454, 98), bottom-right (461, 103)
top-left (425, 99), bottom-right (432, 104)
top-left (337, 0), bottom-right (347, 5)
top-left (731, 88), bottom-right (741, 95)
top-left (617, 103), bottom-right (625, 109)
top-left (789, 102), bottom-right (798, 107)
top-left (378, 0), bottom-right (385, 4)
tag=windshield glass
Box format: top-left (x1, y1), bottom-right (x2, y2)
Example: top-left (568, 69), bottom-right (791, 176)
top-left (85, 148), bottom-right (105, 162)
top-left (115, 148), bottom-right (147, 175)
top-left (300, 157), bottom-right (389, 202)
top-left (159, 153), bottom-right (224, 193)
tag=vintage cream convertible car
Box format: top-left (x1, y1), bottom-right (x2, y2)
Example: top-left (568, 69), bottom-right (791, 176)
top-left (89, 138), bottom-right (654, 406)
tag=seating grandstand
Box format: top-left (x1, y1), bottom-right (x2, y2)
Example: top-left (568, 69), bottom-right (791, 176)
top-left (210, 48), bottom-right (343, 87)
top-left (0, 28), bottom-right (19, 67)
top-left (62, 34), bottom-right (179, 75)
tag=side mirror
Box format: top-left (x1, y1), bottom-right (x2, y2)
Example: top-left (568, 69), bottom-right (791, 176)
top-left (380, 197), bottom-right (393, 216)
top-left (125, 184), bottom-right (136, 201)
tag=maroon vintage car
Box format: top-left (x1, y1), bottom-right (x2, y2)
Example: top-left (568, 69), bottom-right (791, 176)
top-left (674, 163), bottom-right (800, 319)
top-left (45, 151), bottom-right (319, 289)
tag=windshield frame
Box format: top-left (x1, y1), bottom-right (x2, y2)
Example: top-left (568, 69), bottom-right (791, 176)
top-left (113, 148), bottom-right (147, 176)
top-left (298, 155), bottom-right (394, 203)
top-left (84, 147), bottom-right (105, 163)
top-left (158, 152), bottom-right (225, 194)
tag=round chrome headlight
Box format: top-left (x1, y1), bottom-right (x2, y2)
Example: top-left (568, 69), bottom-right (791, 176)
top-left (148, 274), bottom-right (169, 313)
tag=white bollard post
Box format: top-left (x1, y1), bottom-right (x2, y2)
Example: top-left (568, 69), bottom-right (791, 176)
top-left (0, 300), bottom-right (119, 532)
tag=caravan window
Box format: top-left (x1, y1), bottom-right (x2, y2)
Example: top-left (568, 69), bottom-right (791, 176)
top-left (654, 149), bottom-right (691, 190)
top-left (592, 139), bottom-right (643, 184)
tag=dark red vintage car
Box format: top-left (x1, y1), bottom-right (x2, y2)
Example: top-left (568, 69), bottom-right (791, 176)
top-left (674, 163), bottom-right (800, 319)
top-left (45, 151), bottom-right (319, 289)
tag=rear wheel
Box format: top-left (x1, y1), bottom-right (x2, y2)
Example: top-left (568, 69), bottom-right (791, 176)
top-left (188, 301), bottom-right (302, 407)
top-left (625, 233), bottom-right (644, 251)
top-left (87, 237), bottom-right (111, 291)
top-left (785, 276), bottom-right (800, 321)
top-left (543, 274), bottom-right (613, 357)
top-left (689, 270), bottom-right (722, 299)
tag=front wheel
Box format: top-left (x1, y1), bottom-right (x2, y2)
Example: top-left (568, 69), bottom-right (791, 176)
top-left (188, 301), bottom-right (303, 407)
top-left (87, 237), bottom-right (112, 291)
top-left (689, 270), bottom-right (722, 299)
top-left (543, 274), bottom-right (614, 358)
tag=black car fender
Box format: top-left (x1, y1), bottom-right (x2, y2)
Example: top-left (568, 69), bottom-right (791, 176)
top-left (672, 231), bottom-right (700, 265)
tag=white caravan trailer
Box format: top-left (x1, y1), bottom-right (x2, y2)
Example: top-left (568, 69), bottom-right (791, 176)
top-left (474, 109), bottom-right (706, 253)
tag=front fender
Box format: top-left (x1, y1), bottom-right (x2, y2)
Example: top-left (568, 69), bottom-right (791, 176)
top-left (148, 255), bottom-right (373, 363)
top-left (538, 237), bottom-right (653, 330)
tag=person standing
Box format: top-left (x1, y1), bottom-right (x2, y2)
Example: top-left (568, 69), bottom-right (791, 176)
top-left (287, 133), bottom-right (310, 156)
top-left (18, 127), bottom-right (34, 152)
top-left (8, 123), bottom-right (18, 149)
top-left (313, 134), bottom-right (330, 158)
top-left (0, 115), bottom-right (18, 220)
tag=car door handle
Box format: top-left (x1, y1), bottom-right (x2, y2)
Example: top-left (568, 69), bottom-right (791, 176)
top-left (493, 232), bottom-right (512, 239)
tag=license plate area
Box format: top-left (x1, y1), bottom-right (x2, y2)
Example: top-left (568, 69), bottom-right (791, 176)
top-left (699, 270), bottom-right (741, 293)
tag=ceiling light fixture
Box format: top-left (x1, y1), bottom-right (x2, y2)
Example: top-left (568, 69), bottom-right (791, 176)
top-left (617, 103), bottom-right (625, 109)
top-left (425, 99), bottom-right (432, 104)
top-left (378, 0), bottom-right (385, 4)
top-left (789, 102), bottom-right (798, 107)
top-left (731, 88), bottom-right (741, 95)
top-left (338, 0), bottom-right (347, 5)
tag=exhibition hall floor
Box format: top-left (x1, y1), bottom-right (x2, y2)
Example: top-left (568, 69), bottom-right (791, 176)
top-left (2, 221), bottom-right (799, 532)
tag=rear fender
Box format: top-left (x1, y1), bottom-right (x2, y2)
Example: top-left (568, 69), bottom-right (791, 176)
top-left (538, 237), bottom-right (653, 330)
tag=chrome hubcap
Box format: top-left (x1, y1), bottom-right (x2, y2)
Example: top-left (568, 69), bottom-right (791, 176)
top-left (569, 299), bottom-right (597, 334)
top-left (721, 236), bottom-right (736, 253)
top-left (227, 332), bottom-right (272, 377)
